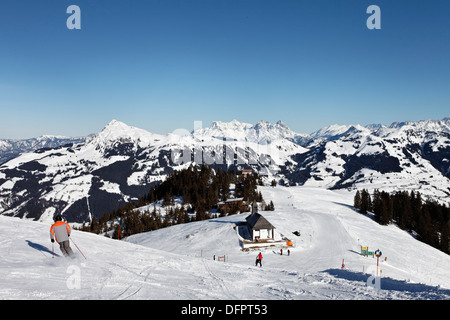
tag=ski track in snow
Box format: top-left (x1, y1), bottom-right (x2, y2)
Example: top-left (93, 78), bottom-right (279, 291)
top-left (1, 186), bottom-right (450, 300)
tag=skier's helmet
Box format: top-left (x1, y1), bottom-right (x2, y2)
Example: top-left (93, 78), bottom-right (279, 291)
top-left (54, 215), bottom-right (62, 222)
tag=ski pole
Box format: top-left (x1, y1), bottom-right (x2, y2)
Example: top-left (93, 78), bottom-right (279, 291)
top-left (52, 242), bottom-right (54, 259)
top-left (70, 237), bottom-right (87, 260)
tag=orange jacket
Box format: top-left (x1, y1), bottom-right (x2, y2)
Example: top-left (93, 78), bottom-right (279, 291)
top-left (50, 221), bottom-right (71, 243)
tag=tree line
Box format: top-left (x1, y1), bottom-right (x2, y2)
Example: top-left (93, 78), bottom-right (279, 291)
top-left (78, 165), bottom-right (271, 239)
top-left (354, 189), bottom-right (450, 254)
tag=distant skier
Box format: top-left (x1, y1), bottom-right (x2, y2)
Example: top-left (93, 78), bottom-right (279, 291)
top-left (255, 252), bottom-right (262, 267)
top-left (50, 215), bottom-right (75, 258)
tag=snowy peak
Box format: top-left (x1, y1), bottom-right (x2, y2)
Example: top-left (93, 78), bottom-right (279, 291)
top-left (310, 124), bottom-right (371, 141)
top-left (253, 120), bottom-right (292, 140)
top-left (90, 119), bottom-right (163, 151)
top-left (195, 119), bottom-right (308, 144)
top-left (103, 119), bottom-right (132, 132)
top-left (388, 118), bottom-right (450, 132)
top-left (194, 119), bottom-right (253, 141)
top-left (310, 124), bottom-right (351, 139)
top-left (96, 119), bottom-right (150, 142)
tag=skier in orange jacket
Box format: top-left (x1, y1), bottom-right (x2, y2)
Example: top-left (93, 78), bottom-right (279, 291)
top-left (50, 215), bottom-right (74, 258)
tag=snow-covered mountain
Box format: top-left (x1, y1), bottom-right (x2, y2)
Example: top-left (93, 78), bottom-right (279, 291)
top-left (0, 118), bottom-right (449, 223)
top-left (0, 119), bottom-right (306, 223)
top-left (0, 135), bottom-right (86, 164)
top-left (288, 118), bottom-right (450, 201)
top-left (1, 186), bottom-right (449, 300)
top-left (194, 119), bottom-right (310, 145)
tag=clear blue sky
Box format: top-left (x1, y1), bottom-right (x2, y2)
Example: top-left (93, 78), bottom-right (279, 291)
top-left (1, 0), bottom-right (449, 139)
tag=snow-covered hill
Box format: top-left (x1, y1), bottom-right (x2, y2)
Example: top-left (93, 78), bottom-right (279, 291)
top-left (1, 118), bottom-right (449, 224)
top-left (1, 186), bottom-right (449, 300)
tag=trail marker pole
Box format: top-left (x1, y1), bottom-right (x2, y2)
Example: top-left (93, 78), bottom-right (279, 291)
top-left (377, 256), bottom-right (379, 275)
top-left (374, 249), bottom-right (382, 276)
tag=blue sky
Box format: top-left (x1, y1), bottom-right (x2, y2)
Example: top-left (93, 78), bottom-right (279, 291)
top-left (1, 0), bottom-right (449, 139)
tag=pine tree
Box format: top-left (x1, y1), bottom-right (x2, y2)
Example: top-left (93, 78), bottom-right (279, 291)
top-left (418, 204), bottom-right (433, 245)
top-left (380, 192), bottom-right (392, 225)
top-left (353, 189), bottom-right (449, 255)
top-left (354, 190), bottom-right (361, 210)
top-left (359, 189), bottom-right (371, 214)
top-left (410, 190), bottom-right (422, 231)
top-left (90, 217), bottom-right (100, 233)
top-left (440, 221), bottom-right (449, 254)
top-left (372, 189), bottom-right (382, 222)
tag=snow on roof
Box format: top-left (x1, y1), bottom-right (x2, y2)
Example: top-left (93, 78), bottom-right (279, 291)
top-left (217, 197), bottom-right (244, 205)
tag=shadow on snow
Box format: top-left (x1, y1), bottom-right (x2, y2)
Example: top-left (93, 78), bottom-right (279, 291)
top-left (26, 240), bottom-right (60, 258)
top-left (323, 268), bottom-right (450, 297)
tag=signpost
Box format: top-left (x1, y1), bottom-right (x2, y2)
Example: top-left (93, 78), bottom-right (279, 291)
top-left (374, 249), bottom-right (382, 276)
top-left (361, 246), bottom-right (368, 256)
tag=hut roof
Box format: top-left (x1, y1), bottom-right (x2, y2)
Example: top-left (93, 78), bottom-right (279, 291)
top-left (246, 213), bottom-right (275, 230)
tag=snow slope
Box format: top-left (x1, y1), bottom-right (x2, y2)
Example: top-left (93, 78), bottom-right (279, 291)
top-left (1, 186), bottom-right (449, 300)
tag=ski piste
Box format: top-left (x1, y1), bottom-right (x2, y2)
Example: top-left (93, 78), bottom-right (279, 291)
top-left (1, 186), bottom-right (450, 300)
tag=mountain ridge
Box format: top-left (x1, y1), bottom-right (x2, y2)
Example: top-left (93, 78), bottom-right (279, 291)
top-left (0, 135), bottom-right (86, 165)
top-left (1, 117), bottom-right (449, 223)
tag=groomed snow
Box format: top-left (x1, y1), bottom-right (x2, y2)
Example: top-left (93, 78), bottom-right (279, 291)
top-left (1, 186), bottom-right (449, 300)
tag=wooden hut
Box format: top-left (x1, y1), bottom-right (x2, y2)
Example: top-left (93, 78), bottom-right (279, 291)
top-left (245, 213), bottom-right (275, 241)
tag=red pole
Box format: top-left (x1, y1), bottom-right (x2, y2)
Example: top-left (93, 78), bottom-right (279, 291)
top-left (377, 257), bottom-right (379, 276)
top-left (70, 238), bottom-right (87, 260)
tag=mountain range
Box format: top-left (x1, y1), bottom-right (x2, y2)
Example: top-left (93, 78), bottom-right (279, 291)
top-left (0, 118), bottom-right (449, 223)
top-left (0, 135), bottom-right (86, 165)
